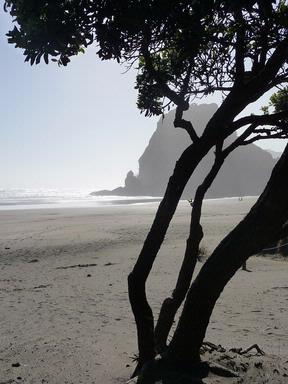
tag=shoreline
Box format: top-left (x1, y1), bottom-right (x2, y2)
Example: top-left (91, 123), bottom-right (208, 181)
top-left (0, 194), bottom-right (258, 211)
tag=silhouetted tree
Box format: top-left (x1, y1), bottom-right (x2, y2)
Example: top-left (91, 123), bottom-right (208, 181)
top-left (5, 1), bottom-right (288, 380)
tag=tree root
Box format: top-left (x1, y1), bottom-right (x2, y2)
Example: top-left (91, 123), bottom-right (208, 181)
top-left (128, 343), bottom-right (266, 383)
top-left (201, 341), bottom-right (226, 353)
top-left (127, 358), bottom-right (239, 383)
top-left (229, 344), bottom-right (265, 356)
top-left (201, 341), bottom-right (265, 357)
top-left (208, 361), bottom-right (239, 377)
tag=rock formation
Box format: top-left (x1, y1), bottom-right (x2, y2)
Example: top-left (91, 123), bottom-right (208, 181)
top-left (92, 104), bottom-right (277, 198)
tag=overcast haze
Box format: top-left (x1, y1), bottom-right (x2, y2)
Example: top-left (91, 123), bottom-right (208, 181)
top-left (0, 9), bottom-right (286, 192)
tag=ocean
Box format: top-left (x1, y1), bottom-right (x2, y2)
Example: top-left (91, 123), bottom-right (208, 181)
top-left (0, 189), bottom-right (162, 210)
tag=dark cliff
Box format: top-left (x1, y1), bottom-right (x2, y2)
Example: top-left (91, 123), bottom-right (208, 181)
top-left (92, 104), bottom-right (276, 198)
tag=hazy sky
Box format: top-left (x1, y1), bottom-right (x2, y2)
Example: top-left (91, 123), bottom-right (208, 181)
top-left (0, 9), bottom-right (286, 192)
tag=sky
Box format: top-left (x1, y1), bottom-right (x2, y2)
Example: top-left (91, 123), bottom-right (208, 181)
top-left (0, 8), bottom-right (287, 192)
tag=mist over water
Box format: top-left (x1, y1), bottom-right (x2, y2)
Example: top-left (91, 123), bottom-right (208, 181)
top-left (0, 188), bottom-right (162, 210)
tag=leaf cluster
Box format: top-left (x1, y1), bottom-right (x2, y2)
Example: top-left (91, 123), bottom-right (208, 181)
top-left (270, 87), bottom-right (288, 112)
top-left (4, 1), bottom-right (288, 116)
top-left (5, 0), bottom-right (96, 65)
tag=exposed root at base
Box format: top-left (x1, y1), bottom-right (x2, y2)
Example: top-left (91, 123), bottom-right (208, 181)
top-left (237, 343), bottom-right (265, 356)
top-left (201, 341), bottom-right (265, 357)
top-left (127, 343), bottom-right (287, 383)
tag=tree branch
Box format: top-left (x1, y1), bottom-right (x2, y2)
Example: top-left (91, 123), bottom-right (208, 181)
top-left (225, 121), bottom-right (288, 153)
top-left (141, 33), bottom-right (189, 110)
top-left (232, 110), bottom-right (288, 130)
top-left (267, 75), bottom-right (288, 88)
top-left (251, 37), bottom-right (288, 89)
top-left (242, 132), bottom-right (288, 145)
top-left (223, 123), bottom-right (257, 156)
top-left (234, 10), bottom-right (245, 84)
top-left (174, 107), bottom-right (199, 143)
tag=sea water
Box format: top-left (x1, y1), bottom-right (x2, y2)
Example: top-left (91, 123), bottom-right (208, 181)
top-left (0, 188), bottom-right (162, 210)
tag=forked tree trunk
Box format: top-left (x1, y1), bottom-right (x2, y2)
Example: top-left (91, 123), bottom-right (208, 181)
top-left (154, 152), bottom-right (225, 352)
top-left (168, 145), bottom-right (288, 364)
top-left (128, 85), bottom-right (273, 371)
top-left (128, 140), bottom-right (210, 372)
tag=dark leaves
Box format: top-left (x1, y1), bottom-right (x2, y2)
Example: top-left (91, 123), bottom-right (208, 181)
top-left (4, 1), bottom-right (288, 116)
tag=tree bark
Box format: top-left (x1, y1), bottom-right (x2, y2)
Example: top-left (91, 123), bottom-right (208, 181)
top-left (168, 145), bottom-right (288, 364)
top-left (154, 152), bottom-right (225, 353)
top-left (128, 140), bottom-right (210, 372)
top-left (128, 79), bottom-right (282, 371)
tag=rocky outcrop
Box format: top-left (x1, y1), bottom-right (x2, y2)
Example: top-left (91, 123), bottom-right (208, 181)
top-left (92, 104), bottom-right (277, 198)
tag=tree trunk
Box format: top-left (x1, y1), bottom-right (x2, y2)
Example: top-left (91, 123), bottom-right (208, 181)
top-left (154, 224), bottom-right (202, 354)
top-left (128, 140), bottom-right (210, 372)
top-left (279, 237), bottom-right (288, 256)
top-left (154, 153), bottom-right (225, 353)
top-left (128, 84), bottom-right (273, 371)
top-left (168, 145), bottom-right (288, 364)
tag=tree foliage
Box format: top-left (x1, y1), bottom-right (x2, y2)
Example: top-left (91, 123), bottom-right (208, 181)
top-left (270, 86), bottom-right (288, 112)
top-left (5, 1), bottom-right (288, 116)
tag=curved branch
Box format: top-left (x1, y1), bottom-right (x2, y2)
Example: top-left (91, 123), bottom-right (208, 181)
top-left (225, 122), bottom-right (288, 153)
top-left (243, 132), bottom-right (288, 145)
top-left (232, 110), bottom-right (288, 130)
top-left (174, 107), bottom-right (199, 142)
top-left (254, 37), bottom-right (288, 86)
top-left (223, 123), bottom-right (257, 155)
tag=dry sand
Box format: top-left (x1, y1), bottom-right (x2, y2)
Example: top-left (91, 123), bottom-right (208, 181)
top-left (0, 197), bottom-right (288, 383)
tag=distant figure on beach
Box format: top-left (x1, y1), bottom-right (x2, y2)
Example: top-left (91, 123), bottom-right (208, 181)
top-left (187, 198), bottom-right (193, 207)
top-left (238, 196), bottom-right (243, 201)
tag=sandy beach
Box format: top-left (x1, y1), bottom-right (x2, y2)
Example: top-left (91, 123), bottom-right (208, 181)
top-left (1, 197), bottom-right (288, 383)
